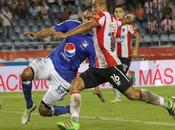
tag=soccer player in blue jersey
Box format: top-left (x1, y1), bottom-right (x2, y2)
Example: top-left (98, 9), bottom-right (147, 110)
top-left (21, 9), bottom-right (95, 125)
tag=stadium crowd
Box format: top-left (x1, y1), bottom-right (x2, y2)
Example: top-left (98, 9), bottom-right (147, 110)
top-left (0, 0), bottom-right (174, 50)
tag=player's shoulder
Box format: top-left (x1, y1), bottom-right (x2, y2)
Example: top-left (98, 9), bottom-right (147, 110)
top-left (93, 11), bottom-right (107, 19)
top-left (65, 19), bottom-right (82, 24)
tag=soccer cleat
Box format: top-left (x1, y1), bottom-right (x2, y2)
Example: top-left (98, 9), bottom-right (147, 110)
top-left (110, 98), bottom-right (121, 104)
top-left (93, 89), bottom-right (105, 102)
top-left (166, 97), bottom-right (175, 119)
top-left (21, 103), bottom-right (36, 125)
top-left (57, 120), bottom-right (80, 130)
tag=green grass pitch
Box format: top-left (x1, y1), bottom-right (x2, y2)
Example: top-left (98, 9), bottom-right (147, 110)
top-left (0, 86), bottom-right (175, 130)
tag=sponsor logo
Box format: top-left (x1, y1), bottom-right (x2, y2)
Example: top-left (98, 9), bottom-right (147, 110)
top-left (64, 43), bottom-right (76, 57)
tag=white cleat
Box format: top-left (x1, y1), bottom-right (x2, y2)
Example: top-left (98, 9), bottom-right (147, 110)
top-left (21, 104), bottom-right (36, 125)
top-left (111, 98), bottom-right (121, 104)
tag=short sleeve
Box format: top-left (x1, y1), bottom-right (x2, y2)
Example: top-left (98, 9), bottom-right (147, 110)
top-left (93, 12), bottom-right (105, 26)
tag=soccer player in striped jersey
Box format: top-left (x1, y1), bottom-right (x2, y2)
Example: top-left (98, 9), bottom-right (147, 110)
top-left (94, 5), bottom-right (140, 103)
top-left (110, 4), bottom-right (140, 103)
top-left (55, 0), bottom-right (175, 130)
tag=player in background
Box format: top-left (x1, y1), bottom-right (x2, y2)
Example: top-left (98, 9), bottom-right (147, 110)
top-left (111, 4), bottom-right (140, 103)
top-left (21, 9), bottom-right (96, 125)
top-left (54, 0), bottom-right (175, 130)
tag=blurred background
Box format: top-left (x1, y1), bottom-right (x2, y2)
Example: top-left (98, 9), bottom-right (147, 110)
top-left (0, 0), bottom-right (174, 61)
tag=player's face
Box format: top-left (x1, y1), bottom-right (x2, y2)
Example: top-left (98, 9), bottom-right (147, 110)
top-left (92, 0), bottom-right (102, 13)
top-left (83, 10), bottom-right (93, 23)
top-left (114, 7), bottom-right (125, 18)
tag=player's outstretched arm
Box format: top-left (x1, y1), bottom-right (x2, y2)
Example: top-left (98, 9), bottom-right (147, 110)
top-left (53, 20), bottom-right (98, 40)
top-left (24, 27), bottom-right (55, 39)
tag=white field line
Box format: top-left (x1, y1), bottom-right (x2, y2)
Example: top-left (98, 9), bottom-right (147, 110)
top-left (1, 110), bottom-right (175, 127)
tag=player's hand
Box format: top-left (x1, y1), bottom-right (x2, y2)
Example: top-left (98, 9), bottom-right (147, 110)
top-left (53, 32), bottom-right (67, 40)
top-left (24, 32), bottom-right (38, 39)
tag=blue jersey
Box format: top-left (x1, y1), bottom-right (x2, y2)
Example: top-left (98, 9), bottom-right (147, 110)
top-left (49, 20), bottom-right (96, 83)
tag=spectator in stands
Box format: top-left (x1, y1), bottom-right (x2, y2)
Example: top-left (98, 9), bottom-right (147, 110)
top-left (0, 0), bottom-right (4, 8)
top-left (16, 0), bottom-right (29, 22)
top-left (144, 0), bottom-right (153, 19)
top-left (38, 0), bottom-right (51, 20)
top-left (0, 5), bottom-right (13, 42)
top-left (46, 0), bottom-right (57, 6)
top-left (29, 0), bottom-right (40, 21)
top-left (152, 0), bottom-right (162, 22)
top-left (7, 0), bottom-right (18, 12)
top-left (134, 3), bottom-right (147, 36)
top-left (116, 0), bottom-right (126, 6)
top-left (135, 3), bottom-right (145, 21)
top-left (60, 7), bottom-right (70, 22)
top-left (161, 14), bottom-right (174, 34)
top-left (162, 2), bottom-right (173, 20)
top-left (148, 15), bottom-right (158, 35)
top-left (69, 10), bottom-right (79, 20)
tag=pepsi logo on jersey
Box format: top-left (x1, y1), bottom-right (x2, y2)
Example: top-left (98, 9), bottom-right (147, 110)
top-left (64, 43), bottom-right (76, 57)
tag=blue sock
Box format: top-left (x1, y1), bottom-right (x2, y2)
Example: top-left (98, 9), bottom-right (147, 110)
top-left (22, 81), bottom-right (33, 109)
top-left (53, 105), bottom-right (70, 116)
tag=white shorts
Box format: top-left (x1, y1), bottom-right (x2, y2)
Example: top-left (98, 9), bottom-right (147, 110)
top-left (29, 57), bottom-right (70, 107)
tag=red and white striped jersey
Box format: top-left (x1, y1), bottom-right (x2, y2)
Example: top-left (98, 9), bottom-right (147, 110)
top-left (93, 11), bottom-right (122, 68)
top-left (115, 23), bottom-right (137, 58)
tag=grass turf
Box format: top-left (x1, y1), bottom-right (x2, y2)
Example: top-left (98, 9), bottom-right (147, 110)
top-left (0, 86), bottom-right (175, 130)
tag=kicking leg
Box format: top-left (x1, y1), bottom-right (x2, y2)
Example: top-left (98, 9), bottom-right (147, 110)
top-left (124, 87), bottom-right (175, 119)
top-left (57, 76), bottom-right (85, 130)
top-left (21, 67), bottom-right (36, 125)
top-left (111, 88), bottom-right (121, 103)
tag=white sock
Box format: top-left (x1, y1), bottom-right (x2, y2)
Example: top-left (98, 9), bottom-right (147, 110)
top-left (159, 97), bottom-right (166, 107)
top-left (70, 93), bottom-right (81, 122)
top-left (113, 88), bottom-right (120, 99)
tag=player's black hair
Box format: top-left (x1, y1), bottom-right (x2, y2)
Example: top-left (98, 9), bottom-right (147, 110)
top-left (115, 4), bottom-right (126, 10)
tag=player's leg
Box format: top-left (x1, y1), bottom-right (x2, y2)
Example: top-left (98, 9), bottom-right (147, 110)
top-left (21, 58), bottom-right (51, 124)
top-left (110, 57), bottom-right (131, 103)
top-left (111, 88), bottom-right (121, 103)
top-left (57, 68), bottom-right (105, 130)
top-left (93, 86), bottom-right (105, 102)
top-left (124, 87), bottom-right (175, 118)
top-left (21, 66), bottom-right (36, 125)
top-left (57, 76), bottom-right (84, 130)
top-left (38, 85), bottom-right (70, 117)
top-left (38, 58), bottom-right (71, 117)
top-left (21, 67), bottom-right (34, 110)
top-left (109, 65), bottom-right (175, 119)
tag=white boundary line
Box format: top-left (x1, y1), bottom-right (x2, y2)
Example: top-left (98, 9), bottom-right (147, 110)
top-left (1, 111), bottom-right (175, 127)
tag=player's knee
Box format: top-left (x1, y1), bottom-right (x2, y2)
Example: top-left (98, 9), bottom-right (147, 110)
top-left (21, 67), bottom-right (34, 81)
top-left (70, 77), bottom-right (85, 94)
top-left (38, 103), bottom-right (51, 117)
top-left (125, 90), bottom-right (139, 100)
top-left (126, 94), bottom-right (138, 100)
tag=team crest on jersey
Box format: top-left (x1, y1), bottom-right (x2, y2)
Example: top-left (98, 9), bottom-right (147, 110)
top-left (110, 22), bottom-right (116, 32)
top-left (64, 43), bottom-right (76, 57)
top-left (82, 40), bottom-right (88, 48)
top-left (94, 14), bottom-right (99, 19)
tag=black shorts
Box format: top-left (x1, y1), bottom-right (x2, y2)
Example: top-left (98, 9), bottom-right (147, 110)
top-left (80, 65), bottom-right (132, 93)
top-left (118, 57), bottom-right (131, 74)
